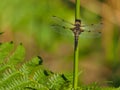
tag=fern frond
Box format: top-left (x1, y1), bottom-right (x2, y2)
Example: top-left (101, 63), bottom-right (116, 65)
top-left (7, 43), bottom-right (25, 65)
top-left (0, 42), bottom-right (14, 63)
top-left (47, 74), bottom-right (66, 90)
top-left (33, 69), bottom-right (52, 86)
top-left (5, 75), bottom-right (30, 90)
top-left (81, 82), bottom-right (101, 90)
top-left (19, 63), bottom-right (29, 75)
top-left (25, 81), bottom-right (49, 90)
top-left (0, 65), bottom-right (15, 81)
top-left (0, 69), bottom-right (22, 87)
top-left (0, 64), bottom-right (12, 74)
top-left (27, 56), bottom-right (43, 67)
top-left (19, 56), bottom-right (43, 75)
top-left (1, 42), bottom-right (116, 90)
top-left (101, 87), bottom-right (120, 90)
top-left (3, 75), bottom-right (48, 90)
top-left (33, 69), bottom-right (45, 81)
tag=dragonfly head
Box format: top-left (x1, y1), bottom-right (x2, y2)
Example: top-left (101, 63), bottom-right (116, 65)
top-left (75, 19), bottom-right (81, 23)
top-left (75, 19), bottom-right (81, 27)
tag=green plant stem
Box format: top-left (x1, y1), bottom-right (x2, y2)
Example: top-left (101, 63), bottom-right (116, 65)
top-left (75, 0), bottom-right (80, 20)
top-left (73, 0), bottom-right (80, 89)
top-left (73, 36), bottom-right (79, 90)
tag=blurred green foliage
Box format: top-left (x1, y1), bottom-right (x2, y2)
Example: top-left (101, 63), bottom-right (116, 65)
top-left (0, 0), bottom-right (74, 50)
top-left (0, 0), bottom-right (101, 51)
top-left (0, 0), bottom-right (120, 87)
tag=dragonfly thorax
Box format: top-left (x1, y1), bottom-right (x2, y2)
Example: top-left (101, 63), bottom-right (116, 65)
top-left (75, 19), bottom-right (81, 27)
top-left (72, 19), bottom-right (82, 37)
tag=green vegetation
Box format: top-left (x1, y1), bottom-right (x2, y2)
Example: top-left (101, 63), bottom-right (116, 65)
top-left (0, 42), bottom-right (120, 90)
top-left (0, 42), bottom-right (70, 90)
top-left (0, 0), bottom-right (120, 90)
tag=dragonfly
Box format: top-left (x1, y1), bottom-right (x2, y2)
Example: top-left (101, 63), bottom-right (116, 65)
top-left (51, 16), bottom-right (103, 39)
top-left (51, 16), bottom-right (103, 50)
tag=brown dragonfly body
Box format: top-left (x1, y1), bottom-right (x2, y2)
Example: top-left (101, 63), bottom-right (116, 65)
top-left (70, 19), bottom-right (83, 50)
top-left (72, 20), bottom-right (82, 37)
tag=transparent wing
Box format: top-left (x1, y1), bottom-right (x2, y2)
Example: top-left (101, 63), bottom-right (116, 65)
top-left (52, 16), bottom-right (74, 27)
top-left (51, 16), bottom-right (102, 39)
top-left (50, 23), bottom-right (101, 39)
top-left (80, 31), bottom-right (101, 38)
top-left (81, 22), bottom-right (103, 33)
top-left (51, 16), bottom-right (74, 38)
top-left (50, 24), bottom-right (74, 37)
top-left (79, 22), bottom-right (102, 38)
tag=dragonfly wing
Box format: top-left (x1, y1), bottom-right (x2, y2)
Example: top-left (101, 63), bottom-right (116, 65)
top-left (51, 16), bottom-right (74, 27)
top-left (81, 23), bottom-right (103, 32)
top-left (80, 31), bottom-right (101, 38)
top-left (51, 16), bottom-right (74, 37)
top-left (50, 24), bottom-right (74, 37)
top-left (80, 23), bottom-right (102, 38)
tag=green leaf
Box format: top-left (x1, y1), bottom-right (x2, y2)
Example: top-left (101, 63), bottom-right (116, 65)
top-left (0, 64), bottom-right (14, 77)
top-left (101, 87), bottom-right (120, 90)
top-left (7, 43), bottom-right (25, 65)
top-left (0, 70), bottom-right (22, 87)
top-left (47, 74), bottom-right (66, 90)
top-left (20, 56), bottom-right (43, 76)
top-left (25, 82), bottom-right (49, 90)
top-left (0, 42), bottom-right (14, 63)
top-left (33, 69), bottom-right (50, 85)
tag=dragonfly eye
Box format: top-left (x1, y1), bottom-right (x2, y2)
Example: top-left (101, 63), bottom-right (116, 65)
top-left (75, 19), bottom-right (81, 23)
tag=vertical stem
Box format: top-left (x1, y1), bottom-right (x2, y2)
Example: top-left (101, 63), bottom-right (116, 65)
top-left (73, 36), bottom-right (79, 90)
top-left (75, 0), bottom-right (80, 20)
top-left (73, 0), bottom-right (80, 89)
